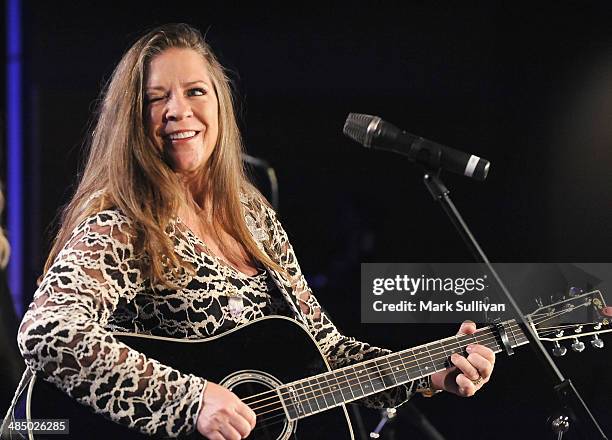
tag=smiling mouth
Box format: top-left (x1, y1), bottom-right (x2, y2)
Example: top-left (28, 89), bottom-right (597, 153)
top-left (165, 130), bottom-right (200, 141)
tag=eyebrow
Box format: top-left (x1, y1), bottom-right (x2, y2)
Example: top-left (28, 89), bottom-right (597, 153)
top-left (145, 80), bottom-right (209, 92)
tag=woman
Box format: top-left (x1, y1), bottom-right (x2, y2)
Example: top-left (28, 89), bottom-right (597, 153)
top-left (10, 24), bottom-right (494, 439)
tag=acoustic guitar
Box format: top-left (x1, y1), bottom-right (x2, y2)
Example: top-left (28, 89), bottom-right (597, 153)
top-left (12, 290), bottom-right (611, 439)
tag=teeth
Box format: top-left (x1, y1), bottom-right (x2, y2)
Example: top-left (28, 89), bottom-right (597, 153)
top-left (168, 130), bottom-right (197, 140)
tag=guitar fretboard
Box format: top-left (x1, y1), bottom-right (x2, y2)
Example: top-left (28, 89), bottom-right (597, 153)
top-left (279, 319), bottom-right (528, 420)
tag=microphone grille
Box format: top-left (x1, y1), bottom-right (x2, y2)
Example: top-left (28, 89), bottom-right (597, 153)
top-left (343, 113), bottom-right (379, 147)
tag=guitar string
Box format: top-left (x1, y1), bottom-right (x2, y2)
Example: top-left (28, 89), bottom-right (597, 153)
top-left (252, 319), bottom-right (602, 423)
top-left (537, 321), bottom-right (603, 335)
top-left (245, 308), bottom-right (586, 414)
top-left (245, 306), bottom-right (599, 422)
top-left (251, 312), bottom-right (608, 421)
top-left (251, 414), bottom-right (291, 432)
top-left (522, 298), bottom-right (600, 332)
top-left (252, 336), bottom-right (506, 420)
top-left (246, 324), bottom-right (524, 417)
top-left (253, 309), bottom-right (603, 426)
top-left (243, 322), bottom-right (526, 412)
top-left (520, 299), bottom-right (605, 336)
top-left (242, 320), bottom-right (516, 410)
top-left (243, 304), bottom-right (588, 409)
top-left (243, 304), bottom-right (592, 414)
top-left (528, 313), bottom-right (588, 325)
top-left (255, 311), bottom-right (606, 425)
top-left (250, 325), bottom-right (526, 424)
top-left (248, 329), bottom-right (507, 414)
top-left (241, 326), bottom-right (506, 410)
top-left (528, 302), bottom-right (592, 323)
top-left (529, 319), bottom-right (599, 331)
top-left (538, 321), bottom-right (600, 330)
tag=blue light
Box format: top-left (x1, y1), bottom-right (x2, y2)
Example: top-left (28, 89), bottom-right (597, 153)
top-left (6, 0), bottom-right (23, 315)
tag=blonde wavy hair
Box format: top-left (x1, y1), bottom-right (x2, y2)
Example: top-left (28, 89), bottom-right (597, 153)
top-left (0, 188), bottom-right (10, 269)
top-left (44, 23), bottom-right (280, 285)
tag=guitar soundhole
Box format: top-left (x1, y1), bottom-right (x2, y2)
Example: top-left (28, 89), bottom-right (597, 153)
top-left (221, 370), bottom-right (295, 440)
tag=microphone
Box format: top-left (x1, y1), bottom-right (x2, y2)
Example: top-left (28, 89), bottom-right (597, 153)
top-left (343, 113), bottom-right (490, 180)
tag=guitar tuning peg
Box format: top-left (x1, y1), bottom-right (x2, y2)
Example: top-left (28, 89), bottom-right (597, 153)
top-left (591, 335), bottom-right (604, 349)
top-left (571, 338), bottom-right (585, 352)
top-left (594, 322), bottom-right (602, 330)
top-left (555, 330), bottom-right (564, 338)
top-left (574, 325), bottom-right (583, 334)
top-left (535, 297), bottom-right (543, 307)
top-left (552, 341), bottom-right (567, 357)
top-left (568, 286), bottom-right (582, 297)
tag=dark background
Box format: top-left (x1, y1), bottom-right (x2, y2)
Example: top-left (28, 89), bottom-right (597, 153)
top-left (2, 1), bottom-right (612, 439)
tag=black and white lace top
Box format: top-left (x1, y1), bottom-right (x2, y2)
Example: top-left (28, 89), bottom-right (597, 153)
top-left (107, 216), bottom-right (287, 338)
top-left (12, 193), bottom-right (416, 437)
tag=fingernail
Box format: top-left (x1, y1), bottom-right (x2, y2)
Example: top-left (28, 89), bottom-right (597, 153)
top-left (466, 345), bottom-right (473, 353)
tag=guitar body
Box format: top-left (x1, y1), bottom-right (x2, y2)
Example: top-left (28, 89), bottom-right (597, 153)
top-left (14, 290), bottom-right (610, 439)
top-left (18, 316), bottom-right (354, 439)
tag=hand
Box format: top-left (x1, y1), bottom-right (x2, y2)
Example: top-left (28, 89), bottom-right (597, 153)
top-left (196, 382), bottom-right (256, 439)
top-left (430, 321), bottom-right (495, 397)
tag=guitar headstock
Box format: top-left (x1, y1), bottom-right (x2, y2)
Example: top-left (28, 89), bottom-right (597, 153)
top-left (527, 290), bottom-right (612, 356)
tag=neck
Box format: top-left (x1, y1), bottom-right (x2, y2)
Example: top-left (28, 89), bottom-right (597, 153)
top-left (175, 164), bottom-right (208, 197)
top-left (278, 319), bottom-right (529, 420)
top-left (175, 172), bottom-right (210, 213)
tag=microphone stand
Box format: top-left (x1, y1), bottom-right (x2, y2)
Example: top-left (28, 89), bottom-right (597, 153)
top-left (421, 166), bottom-right (608, 439)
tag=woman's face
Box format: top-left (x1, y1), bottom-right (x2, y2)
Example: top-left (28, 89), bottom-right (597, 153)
top-left (145, 48), bottom-right (219, 175)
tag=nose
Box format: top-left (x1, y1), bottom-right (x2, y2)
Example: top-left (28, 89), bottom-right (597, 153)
top-left (164, 94), bottom-right (193, 121)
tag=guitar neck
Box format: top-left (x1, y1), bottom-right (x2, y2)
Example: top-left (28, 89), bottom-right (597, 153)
top-left (279, 320), bottom-right (528, 420)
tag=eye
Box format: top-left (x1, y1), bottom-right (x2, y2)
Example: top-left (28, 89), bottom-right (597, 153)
top-left (187, 88), bottom-right (207, 97)
top-left (145, 95), bottom-right (165, 104)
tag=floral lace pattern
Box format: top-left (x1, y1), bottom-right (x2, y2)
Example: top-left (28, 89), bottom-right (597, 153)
top-left (14, 194), bottom-right (415, 437)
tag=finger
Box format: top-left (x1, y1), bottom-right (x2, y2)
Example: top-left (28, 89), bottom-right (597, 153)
top-left (451, 353), bottom-right (480, 381)
top-left (466, 344), bottom-right (496, 365)
top-left (458, 320), bottom-right (477, 335)
top-left (456, 373), bottom-right (477, 397)
top-left (207, 432), bottom-right (224, 440)
top-left (229, 410), bottom-right (253, 438)
top-left (219, 423), bottom-right (242, 440)
top-left (465, 352), bottom-right (493, 380)
top-left (236, 403), bottom-right (256, 430)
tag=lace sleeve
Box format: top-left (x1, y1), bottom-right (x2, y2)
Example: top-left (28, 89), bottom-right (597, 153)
top-left (249, 197), bottom-right (417, 408)
top-left (17, 211), bottom-right (206, 437)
